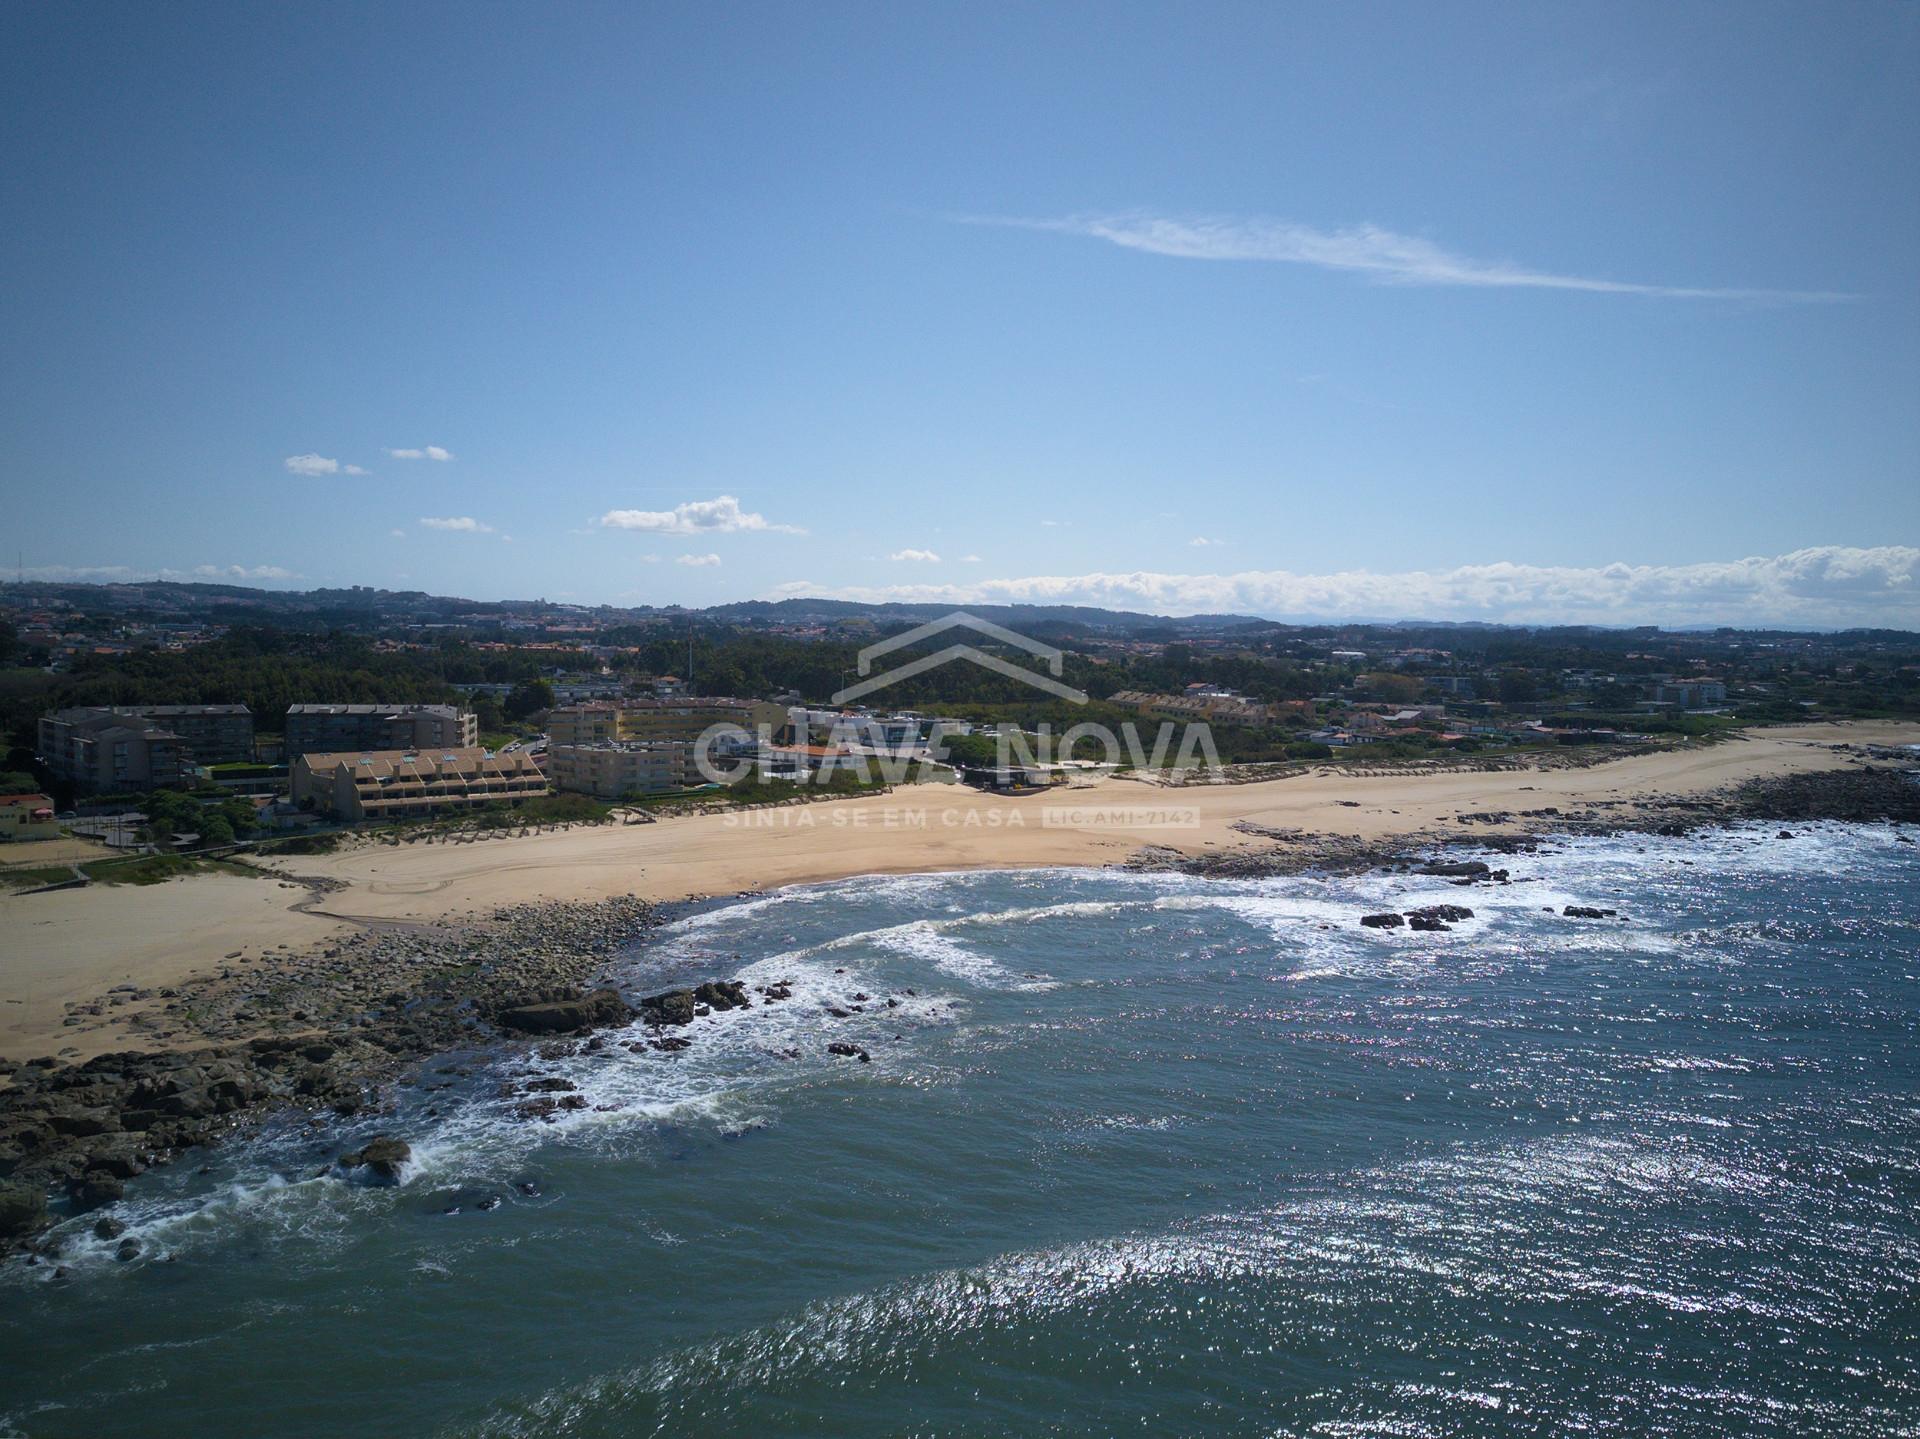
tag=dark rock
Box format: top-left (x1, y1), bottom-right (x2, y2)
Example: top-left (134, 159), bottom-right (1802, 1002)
top-left (1416, 860), bottom-right (1490, 878)
top-left (1359, 913), bottom-right (1405, 929)
top-left (1563, 906), bottom-right (1617, 920)
top-left (1407, 915), bottom-right (1450, 932)
top-left (499, 988), bottom-right (634, 1035)
top-left (93, 1216), bottom-right (126, 1241)
top-left (115, 1237), bottom-right (142, 1262)
top-left (637, 989), bottom-right (697, 1026)
top-left (520, 1077), bottom-right (578, 1094)
top-left (0, 1182), bottom-right (47, 1240)
top-left (71, 1170), bottom-right (125, 1210)
top-left (826, 1042), bottom-right (871, 1062)
top-left (1407, 904), bottom-right (1474, 924)
top-left (515, 1094), bottom-right (589, 1121)
top-left (693, 980), bottom-right (750, 1012)
top-left (80, 1137), bottom-right (149, 1180)
top-left (339, 1134), bottom-right (411, 1182)
top-left (45, 1107), bottom-right (119, 1139)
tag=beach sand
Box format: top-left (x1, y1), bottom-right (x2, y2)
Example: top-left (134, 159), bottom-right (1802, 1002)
top-left (3, 720), bottom-right (1913, 1062)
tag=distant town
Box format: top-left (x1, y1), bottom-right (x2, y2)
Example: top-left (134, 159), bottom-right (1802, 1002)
top-left (1, 578), bottom-right (1915, 874)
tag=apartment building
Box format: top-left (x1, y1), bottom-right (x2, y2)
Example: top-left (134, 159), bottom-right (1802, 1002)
top-left (290, 747), bottom-right (548, 822)
top-left (38, 703), bottom-right (253, 783)
top-left (284, 704), bottom-right (478, 758)
top-left (1653, 680), bottom-right (1729, 709)
top-left (112, 704), bottom-right (255, 763)
top-left (546, 697), bottom-right (788, 747)
top-left (38, 708), bottom-right (194, 793)
top-left (545, 740), bottom-right (695, 798)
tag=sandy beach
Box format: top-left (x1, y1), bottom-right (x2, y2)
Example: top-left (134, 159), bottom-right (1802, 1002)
top-left (2, 720), bottom-right (1914, 1063)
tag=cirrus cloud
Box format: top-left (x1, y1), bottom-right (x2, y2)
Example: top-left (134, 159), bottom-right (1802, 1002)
top-left (597, 494), bottom-right (805, 535)
top-left (966, 212), bottom-right (1857, 303)
top-left (765, 546), bottom-right (1919, 628)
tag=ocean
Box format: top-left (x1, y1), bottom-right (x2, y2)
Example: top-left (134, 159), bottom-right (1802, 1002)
top-left (3, 823), bottom-right (1916, 1437)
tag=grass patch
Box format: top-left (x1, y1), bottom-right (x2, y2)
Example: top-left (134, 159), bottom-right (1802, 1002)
top-left (252, 831), bottom-right (343, 855)
top-left (80, 854), bottom-right (267, 886)
top-left (0, 865), bottom-right (80, 892)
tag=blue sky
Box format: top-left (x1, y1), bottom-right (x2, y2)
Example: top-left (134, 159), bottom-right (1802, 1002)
top-left (3, 2), bottom-right (1916, 626)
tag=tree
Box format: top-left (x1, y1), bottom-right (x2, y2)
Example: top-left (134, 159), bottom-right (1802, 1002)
top-left (505, 679), bottom-right (555, 720)
top-left (1496, 670), bottom-right (1540, 704)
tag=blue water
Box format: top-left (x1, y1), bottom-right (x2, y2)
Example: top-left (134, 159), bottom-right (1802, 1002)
top-left (3, 824), bottom-right (1917, 1437)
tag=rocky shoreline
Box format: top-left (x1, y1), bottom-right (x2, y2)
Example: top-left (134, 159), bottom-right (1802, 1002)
top-left (4, 761), bottom-right (1913, 1254)
top-left (0, 893), bottom-right (661, 1251)
top-left (1135, 762), bottom-right (1918, 881)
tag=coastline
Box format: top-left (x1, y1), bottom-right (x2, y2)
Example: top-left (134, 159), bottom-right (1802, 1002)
top-left (1, 719), bottom-right (1915, 1249)
top-left (4, 720), bottom-right (1915, 1068)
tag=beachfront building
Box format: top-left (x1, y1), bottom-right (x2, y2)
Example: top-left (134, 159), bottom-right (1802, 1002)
top-left (38, 708), bottom-right (195, 793)
top-left (38, 704), bottom-right (254, 786)
top-left (1653, 679), bottom-right (1729, 709)
top-left (545, 740), bottom-right (695, 798)
top-left (0, 793), bottom-right (59, 841)
top-left (109, 704), bottom-right (254, 763)
top-left (546, 697), bottom-right (789, 748)
top-left (284, 703), bottom-right (478, 759)
top-left (290, 747), bottom-right (549, 822)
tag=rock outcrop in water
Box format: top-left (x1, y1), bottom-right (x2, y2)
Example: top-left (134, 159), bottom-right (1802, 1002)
top-left (339, 1135), bottom-right (411, 1183)
top-left (638, 989), bottom-right (697, 1026)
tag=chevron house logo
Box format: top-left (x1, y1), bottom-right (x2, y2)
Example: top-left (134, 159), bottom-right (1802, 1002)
top-left (833, 612), bottom-right (1089, 705)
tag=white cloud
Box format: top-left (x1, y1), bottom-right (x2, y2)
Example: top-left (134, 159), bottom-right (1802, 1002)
top-left (889, 548), bottom-right (942, 563)
top-left (967, 212), bottom-right (1855, 303)
top-left (389, 529), bottom-right (406, 538)
top-left (419, 516), bottom-right (493, 533)
top-left (959, 554), bottom-right (984, 564)
top-left (764, 547), bottom-right (1920, 628)
top-left (193, 564), bottom-right (299, 581)
top-left (677, 552), bottom-right (722, 567)
top-left (1189, 537), bottom-right (1222, 547)
top-left (21, 563), bottom-right (301, 585)
top-left (597, 494), bottom-right (804, 535)
top-left (285, 453), bottom-right (372, 476)
top-left (387, 445), bottom-right (454, 461)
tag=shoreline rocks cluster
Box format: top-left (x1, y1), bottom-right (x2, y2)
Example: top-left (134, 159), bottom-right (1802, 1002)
top-left (0, 894), bottom-right (660, 1250)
